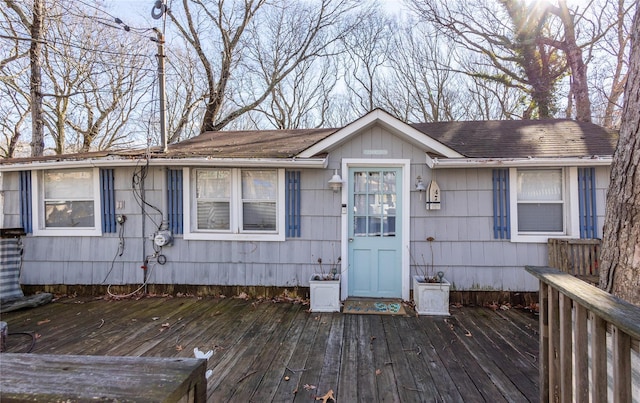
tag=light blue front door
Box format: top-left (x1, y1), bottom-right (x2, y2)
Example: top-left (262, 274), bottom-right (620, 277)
top-left (348, 168), bottom-right (402, 298)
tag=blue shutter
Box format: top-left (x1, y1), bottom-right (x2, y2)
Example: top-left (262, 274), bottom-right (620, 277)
top-left (578, 167), bottom-right (597, 239)
top-left (167, 169), bottom-right (183, 234)
top-left (492, 169), bottom-right (510, 239)
top-left (19, 171), bottom-right (32, 234)
top-left (285, 171), bottom-right (301, 238)
top-left (100, 169), bottom-right (117, 233)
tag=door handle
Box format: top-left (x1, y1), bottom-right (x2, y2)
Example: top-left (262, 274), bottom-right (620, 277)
top-left (349, 238), bottom-right (354, 242)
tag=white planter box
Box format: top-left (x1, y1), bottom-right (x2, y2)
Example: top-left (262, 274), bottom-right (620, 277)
top-left (413, 275), bottom-right (450, 316)
top-left (309, 274), bottom-right (341, 313)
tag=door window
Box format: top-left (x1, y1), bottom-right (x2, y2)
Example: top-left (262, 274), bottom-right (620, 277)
top-left (353, 170), bottom-right (397, 237)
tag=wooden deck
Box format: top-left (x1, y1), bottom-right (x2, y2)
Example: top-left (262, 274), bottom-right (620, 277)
top-left (2, 295), bottom-right (539, 402)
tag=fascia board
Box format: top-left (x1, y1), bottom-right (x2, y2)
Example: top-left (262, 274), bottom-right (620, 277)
top-left (428, 156), bottom-right (613, 168)
top-left (0, 157), bottom-right (328, 172)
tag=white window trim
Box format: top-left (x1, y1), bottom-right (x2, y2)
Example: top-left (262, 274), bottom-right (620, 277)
top-left (32, 168), bottom-right (103, 237)
top-left (183, 167), bottom-right (285, 241)
top-left (509, 167), bottom-right (579, 243)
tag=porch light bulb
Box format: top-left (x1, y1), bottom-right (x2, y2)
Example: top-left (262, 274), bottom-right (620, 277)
top-left (328, 169), bottom-right (343, 192)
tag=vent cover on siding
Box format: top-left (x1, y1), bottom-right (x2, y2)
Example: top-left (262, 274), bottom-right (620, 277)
top-left (19, 171), bottom-right (32, 234)
top-left (167, 169), bottom-right (184, 234)
top-left (285, 171), bottom-right (301, 238)
top-left (492, 169), bottom-right (510, 239)
top-left (578, 167), bottom-right (597, 239)
top-left (100, 169), bottom-right (117, 233)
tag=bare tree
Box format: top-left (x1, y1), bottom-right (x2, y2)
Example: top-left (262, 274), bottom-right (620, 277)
top-left (167, 0), bottom-right (360, 134)
top-left (599, 3), bottom-right (640, 304)
top-left (53, 20), bottom-right (153, 152)
top-left (0, 4), bottom-right (31, 157)
top-left (3, 0), bottom-right (45, 156)
top-left (0, 88), bottom-right (30, 157)
top-left (465, 71), bottom-right (525, 120)
top-left (1, 1), bottom-right (157, 154)
top-left (340, 7), bottom-right (393, 115)
top-left (543, 0), bottom-right (592, 122)
top-left (411, 0), bottom-right (566, 119)
top-left (255, 57), bottom-right (338, 129)
top-left (165, 45), bottom-right (207, 143)
top-left (590, 0), bottom-right (635, 128)
top-left (381, 23), bottom-right (465, 122)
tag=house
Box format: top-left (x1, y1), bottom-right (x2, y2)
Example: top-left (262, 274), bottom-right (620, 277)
top-left (0, 109), bottom-right (618, 302)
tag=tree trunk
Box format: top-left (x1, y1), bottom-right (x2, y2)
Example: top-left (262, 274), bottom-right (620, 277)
top-left (557, 0), bottom-right (591, 123)
top-left (598, 5), bottom-right (640, 305)
top-left (29, 0), bottom-right (44, 156)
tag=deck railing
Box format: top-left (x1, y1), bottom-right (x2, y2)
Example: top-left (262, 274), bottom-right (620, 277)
top-left (526, 266), bottom-right (640, 402)
top-left (547, 238), bottom-right (601, 283)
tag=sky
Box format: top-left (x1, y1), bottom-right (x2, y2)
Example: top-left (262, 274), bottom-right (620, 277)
top-left (106, 0), bottom-right (409, 26)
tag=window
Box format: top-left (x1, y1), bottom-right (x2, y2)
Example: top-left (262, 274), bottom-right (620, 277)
top-left (184, 168), bottom-right (285, 241)
top-left (507, 167), bottom-right (580, 242)
top-left (33, 168), bottom-right (102, 236)
top-left (516, 169), bottom-right (564, 233)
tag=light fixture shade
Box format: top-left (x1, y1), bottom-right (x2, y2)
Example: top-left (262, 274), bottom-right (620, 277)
top-left (328, 169), bottom-right (343, 192)
top-left (415, 176), bottom-right (426, 191)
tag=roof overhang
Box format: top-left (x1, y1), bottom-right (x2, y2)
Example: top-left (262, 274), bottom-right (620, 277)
top-left (0, 157), bottom-right (328, 172)
top-left (297, 109), bottom-right (464, 159)
top-left (427, 154), bottom-right (613, 168)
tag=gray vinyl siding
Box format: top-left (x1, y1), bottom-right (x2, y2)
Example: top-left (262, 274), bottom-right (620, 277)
top-left (1, 124), bottom-right (611, 292)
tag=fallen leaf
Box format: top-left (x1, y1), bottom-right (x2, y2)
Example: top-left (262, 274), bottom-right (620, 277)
top-left (500, 304), bottom-right (510, 311)
top-left (161, 322), bottom-right (171, 328)
top-left (176, 345), bottom-right (183, 351)
top-left (303, 384), bottom-right (317, 391)
top-left (152, 317), bottom-right (160, 321)
top-left (284, 376), bottom-right (290, 381)
top-left (465, 330), bottom-right (472, 337)
top-left (34, 333), bottom-right (42, 339)
top-left (315, 389), bottom-right (336, 402)
top-left (37, 319), bottom-right (50, 325)
top-left (375, 369), bottom-right (382, 375)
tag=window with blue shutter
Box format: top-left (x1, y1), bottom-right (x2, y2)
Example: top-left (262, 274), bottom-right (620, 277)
top-left (492, 169), bottom-right (510, 239)
top-left (578, 167), bottom-right (597, 239)
top-left (100, 169), bottom-right (117, 233)
top-left (167, 169), bottom-right (184, 234)
top-left (19, 171), bottom-right (32, 234)
top-left (285, 171), bottom-right (301, 237)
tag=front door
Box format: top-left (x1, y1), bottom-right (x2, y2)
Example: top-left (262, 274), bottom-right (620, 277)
top-left (348, 167), bottom-right (402, 298)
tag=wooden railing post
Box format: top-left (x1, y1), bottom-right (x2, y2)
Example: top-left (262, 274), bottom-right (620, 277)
top-left (559, 293), bottom-right (573, 402)
top-left (574, 304), bottom-right (589, 402)
top-left (613, 326), bottom-right (631, 403)
top-left (591, 313), bottom-right (607, 401)
top-left (548, 285), bottom-right (560, 401)
top-left (539, 281), bottom-right (549, 402)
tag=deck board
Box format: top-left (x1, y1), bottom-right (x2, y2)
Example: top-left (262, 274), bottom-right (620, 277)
top-left (1, 296), bottom-right (539, 402)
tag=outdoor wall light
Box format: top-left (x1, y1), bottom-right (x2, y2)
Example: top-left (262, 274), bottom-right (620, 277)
top-left (415, 176), bottom-right (426, 192)
top-left (328, 169), bottom-right (343, 193)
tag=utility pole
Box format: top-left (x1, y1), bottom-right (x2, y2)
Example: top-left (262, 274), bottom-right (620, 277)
top-left (153, 28), bottom-right (168, 153)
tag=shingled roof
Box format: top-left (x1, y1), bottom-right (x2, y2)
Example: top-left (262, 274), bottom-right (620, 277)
top-left (166, 127), bottom-right (336, 158)
top-left (0, 116), bottom-right (619, 167)
top-left (411, 119), bottom-right (618, 158)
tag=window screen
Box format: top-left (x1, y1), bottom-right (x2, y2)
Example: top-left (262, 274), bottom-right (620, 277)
top-left (516, 169), bottom-right (564, 233)
top-left (242, 170), bottom-right (277, 231)
top-left (196, 169), bottom-right (230, 230)
top-left (44, 169), bottom-right (95, 228)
